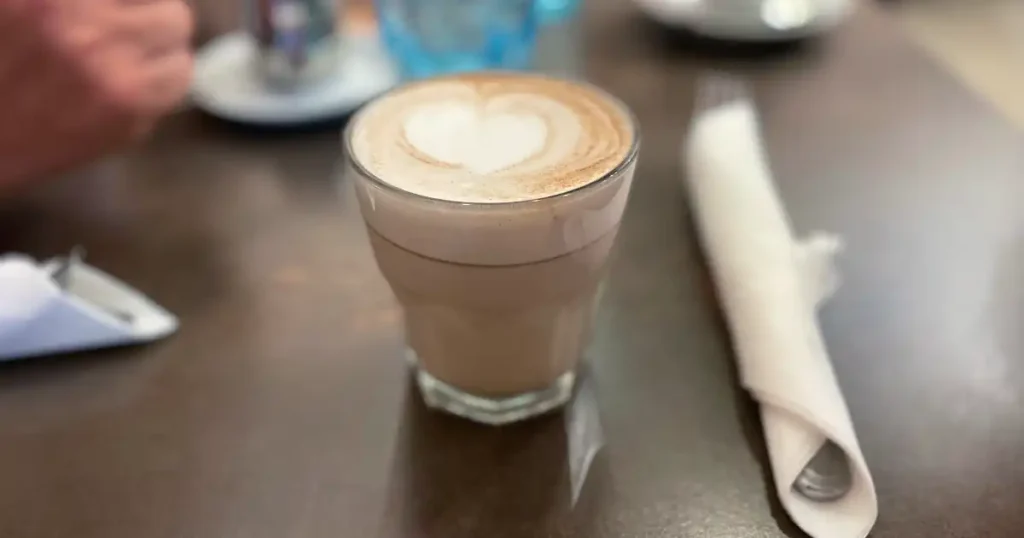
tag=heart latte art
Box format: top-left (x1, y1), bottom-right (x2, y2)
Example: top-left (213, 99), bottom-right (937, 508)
top-left (349, 74), bottom-right (634, 203)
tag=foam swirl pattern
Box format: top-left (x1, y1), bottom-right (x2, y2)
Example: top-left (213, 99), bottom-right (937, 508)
top-left (347, 73), bottom-right (638, 266)
top-left (350, 73), bottom-right (634, 204)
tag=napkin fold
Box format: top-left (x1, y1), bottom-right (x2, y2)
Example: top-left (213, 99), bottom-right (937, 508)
top-left (0, 253), bottom-right (178, 361)
top-left (684, 94), bottom-right (877, 538)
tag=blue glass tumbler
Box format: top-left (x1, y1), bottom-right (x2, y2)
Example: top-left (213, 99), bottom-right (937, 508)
top-left (375, 0), bottom-right (538, 79)
top-left (535, 0), bottom-right (581, 23)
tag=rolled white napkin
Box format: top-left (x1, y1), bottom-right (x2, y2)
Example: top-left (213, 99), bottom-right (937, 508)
top-left (684, 96), bottom-right (878, 538)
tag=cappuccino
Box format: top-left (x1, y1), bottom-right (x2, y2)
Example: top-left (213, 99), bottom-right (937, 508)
top-left (347, 73), bottom-right (638, 424)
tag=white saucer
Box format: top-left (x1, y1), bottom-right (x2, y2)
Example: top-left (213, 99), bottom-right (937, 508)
top-left (632, 0), bottom-right (853, 42)
top-left (191, 32), bottom-right (400, 126)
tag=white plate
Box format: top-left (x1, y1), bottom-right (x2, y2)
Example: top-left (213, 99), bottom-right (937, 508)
top-left (632, 0), bottom-right (854, 42)
top-left (191, 32), bottom-right (400, 126)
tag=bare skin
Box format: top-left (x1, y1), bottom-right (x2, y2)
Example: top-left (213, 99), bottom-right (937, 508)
top-left (0, 0), bottom-right (194, 191)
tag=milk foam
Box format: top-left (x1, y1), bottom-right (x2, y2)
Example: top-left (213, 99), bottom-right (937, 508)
top-left (349, 74), bottom-right (634, 204)
top-left (402, 100), bottom-right (550, 175)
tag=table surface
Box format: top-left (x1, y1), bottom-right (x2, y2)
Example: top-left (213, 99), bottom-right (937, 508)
top-left (2, 3), bottom-right (1024, 537)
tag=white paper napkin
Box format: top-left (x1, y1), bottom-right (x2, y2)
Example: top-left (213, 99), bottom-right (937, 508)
top-left (684, 98), bottom-right (878, 538)
top-left (0, 253), bottom-right (179, 361)
top-left (0, 255), bottom-right (60, 344)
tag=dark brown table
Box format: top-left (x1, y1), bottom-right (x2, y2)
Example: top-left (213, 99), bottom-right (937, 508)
top-left (2, 3), bottom-right (1023, 537)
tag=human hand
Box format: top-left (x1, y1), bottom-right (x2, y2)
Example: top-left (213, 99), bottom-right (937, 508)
top-left (0, 0), bottom-right (194, 190)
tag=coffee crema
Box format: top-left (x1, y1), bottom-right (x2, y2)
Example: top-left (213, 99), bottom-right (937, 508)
top-left (349, 73), bottom-right (634, 204)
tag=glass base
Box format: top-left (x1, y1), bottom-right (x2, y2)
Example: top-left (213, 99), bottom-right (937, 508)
top-left (408, 350), bottom-right (575, 425)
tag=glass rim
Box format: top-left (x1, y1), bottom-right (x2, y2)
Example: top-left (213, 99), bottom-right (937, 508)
top-left (343, 72), bottom-right (641, 209)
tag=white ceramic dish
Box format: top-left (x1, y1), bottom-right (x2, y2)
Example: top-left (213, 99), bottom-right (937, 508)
top-left (633, 0), bottom-right (854, 42)
top-left (191, 32), bottom-right (399, 125)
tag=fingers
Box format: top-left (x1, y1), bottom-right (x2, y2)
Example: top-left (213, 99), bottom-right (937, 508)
top-left (136, 49), bottom-right (194, 115)
top-left (95, 0), bottom-right (195, 116)
top-left (119, 0), bottom-right (194, 59)
top-left (129, 0), bottom-right (195, 114)
top-left (0, 0), bottom-right (191, 188)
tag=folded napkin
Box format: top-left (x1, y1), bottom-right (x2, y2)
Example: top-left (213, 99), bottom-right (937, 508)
top-left (0, 253), bottom-right (178, 361)
top-left (684, 87), bottom-right (877, 538)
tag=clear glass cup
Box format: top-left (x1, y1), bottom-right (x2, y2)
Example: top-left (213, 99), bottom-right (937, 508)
top-left (374, 0), bottom-right (538, 78)
top-left (344, 75), bottom-right (639, 425)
